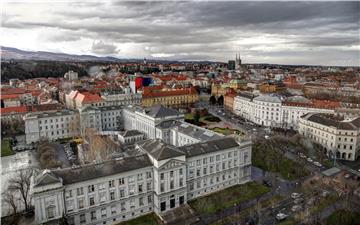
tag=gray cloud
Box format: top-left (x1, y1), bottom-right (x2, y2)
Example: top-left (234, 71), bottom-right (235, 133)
top-left (2, 1), bottom-right (359, 66)
top-left (91, 41), bottom-right (120, 55)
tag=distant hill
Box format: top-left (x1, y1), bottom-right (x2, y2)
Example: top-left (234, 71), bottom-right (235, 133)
top-left (0, 46), bottom-right (223, 64)
top-left (1, 46), bottom-right (123, 62)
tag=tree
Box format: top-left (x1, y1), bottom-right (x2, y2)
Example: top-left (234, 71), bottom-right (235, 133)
top-left (2, 190), bottom-right (18, 217)
top-left (209, 95), bottom-right (217, 105)
top-left (193, 110), bottom-right (201, 124)
top-left (217, 95), bottom-right (224, 105)
top-left (9, 168), bottom-right (34, 212)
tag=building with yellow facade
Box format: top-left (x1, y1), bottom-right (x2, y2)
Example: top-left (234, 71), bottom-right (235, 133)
top-left (142, 86), bottom-right (199, 107)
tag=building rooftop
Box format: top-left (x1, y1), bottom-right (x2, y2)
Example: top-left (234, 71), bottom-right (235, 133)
top-left (138, 139), bottom-right (185, 161)
top-left (236, 92), bottom-right (256, 100)
top-left (302, 113), bottom-right (360, 130)
top-left (179, 137), bottom-right (250, 157)
top-left (144, 105), bottom-right (182, 118)
top-left (38, 155), bottom-right (153, 186)
top-left (24, 109), bottom-right (77, 119)
top-left (253, 95), bottom-right (281, 103)
top-left (175, 121), bottom-right (222, 142)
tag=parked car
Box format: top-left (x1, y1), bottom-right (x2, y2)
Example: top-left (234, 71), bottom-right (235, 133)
top-left (314, 161), bottom-right (322, 167)
top-left (344, 174), bottom-right (351, 179)
top-left (307, 158), bottom-right (313, 163)
top-left (276, 213), bottom-right (288, 221)
top-left (298, 152), bottom-right (306, 158)
top-left (291, 192), bottom-right (301, 199)
top-left (322, 190), bottom-right (330, 197)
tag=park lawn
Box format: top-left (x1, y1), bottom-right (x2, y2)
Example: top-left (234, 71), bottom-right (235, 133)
top-left (185, 113), bottom-right (221, 123)
top-left (189, 182), bottom-right (271, 214)
top-left (1, 139), bottom-right (15, 157)
top-left (326, 210), bottom-right (360, 225)
top-left (185, 113), bottom-right (194, 120)
top-left (116, 213), bottom-right (160, 225)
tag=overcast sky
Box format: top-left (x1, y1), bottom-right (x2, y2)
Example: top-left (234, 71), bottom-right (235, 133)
top-left (2, 1), bottom-right (359, 66)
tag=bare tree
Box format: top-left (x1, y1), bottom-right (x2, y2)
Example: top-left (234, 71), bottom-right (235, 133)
top-left (9, 168), bottom-right (34, 212)
top-left (2, 190), bottom-right (18, 216)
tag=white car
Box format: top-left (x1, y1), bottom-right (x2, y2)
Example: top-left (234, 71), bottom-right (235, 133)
top-left (307, 158), bottom-right (313, 163)
top-left (291, 192), bottom-right (301, 199)
top-left (264, 135), bottom-right (270, 139)
top-left (276, 213), bottom-right (288, 221)
top-left (314, 161), bottom-right (322, 167)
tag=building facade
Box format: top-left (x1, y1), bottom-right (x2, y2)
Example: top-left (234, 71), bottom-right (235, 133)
top-left (233, 93), bottom-right (335, 130)
top-left (32, 137), bottom-right (252, 225)
top-left (25, 106), bottom-right (123, 144)
top-left (24, 110), bottom-right (80, 144)
top-left (299, 113), bottom-right (360, 161)
top-left (141, 86), bottom-right (199, 108)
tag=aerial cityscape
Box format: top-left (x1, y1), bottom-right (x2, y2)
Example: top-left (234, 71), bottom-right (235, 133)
top-left (1, 1), bottom-right (360, 225)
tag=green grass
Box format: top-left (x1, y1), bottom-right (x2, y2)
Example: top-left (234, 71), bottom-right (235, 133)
top-left (185, 113), bottom-right (221, 124)
top-left (116, 213), bottom-right (159, 225)
top-left (189, 182), bottom-right (271, 214)
top-left (185, 113), bottom-right (194, 120)
top-left (326, 210), bottom-right (360, 225)
top-left (1, 139), bottom-right (15, 157)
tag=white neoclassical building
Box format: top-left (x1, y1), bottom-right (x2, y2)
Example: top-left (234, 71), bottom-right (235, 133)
top-left (299, 113), bottom-right (360, 161)
top-left (32, 137), bottom-right (252, 225)
top-left (24, 110), bottom-right (81, 144)
top-left (233, 93), bottom-right (335, 130)
top-left (32, 105), bottom-right (252, 225)
top-left (24, 106), bottom-right (123, 144)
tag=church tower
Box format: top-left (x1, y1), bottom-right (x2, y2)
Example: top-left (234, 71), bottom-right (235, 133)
top-left (235, 52), bottom-right (242, 70)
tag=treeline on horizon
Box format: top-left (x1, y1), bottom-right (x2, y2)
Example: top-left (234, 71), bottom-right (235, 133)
top-left (0, 60), bottom-right (164, 82)
top-left (1, 60), bottom-right (91, 82)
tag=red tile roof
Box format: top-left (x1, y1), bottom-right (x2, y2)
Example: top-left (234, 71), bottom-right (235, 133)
top-left (77, 92), bottom-right (103, 104)
top-left (0, 106), bottom-right (28, 114)
top-left (0, 94), bottom-right (21, 100)
top-left (0, 103), bottom-right (63, 115)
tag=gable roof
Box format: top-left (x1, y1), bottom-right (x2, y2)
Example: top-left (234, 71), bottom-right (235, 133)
top-left (145, 105), bottom-right (181, 118)
top-left (139, 139), bottom-right (185, 161)
top-left (52, 155), bottom-right (152, 185)
top-left (179, 137), bottom-right (246, 157)
top-left (34, 170), bottom-right (62, 187)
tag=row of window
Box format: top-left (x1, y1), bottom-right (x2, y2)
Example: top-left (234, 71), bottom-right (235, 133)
top-left (39, 116), bottom-right (76, 124)
top-left (65, 172), bottom-right (152, 198)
